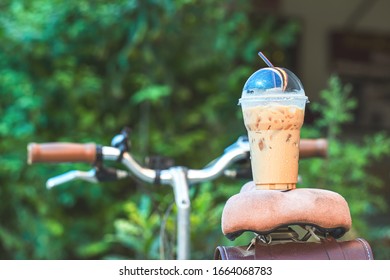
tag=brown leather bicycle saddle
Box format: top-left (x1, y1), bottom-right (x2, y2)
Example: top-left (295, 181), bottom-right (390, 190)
top-left (222, 181), bottom-right (352, 241)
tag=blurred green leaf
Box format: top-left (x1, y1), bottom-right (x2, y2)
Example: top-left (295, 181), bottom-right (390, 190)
top-left (131, 85), bottom-right (171, 104)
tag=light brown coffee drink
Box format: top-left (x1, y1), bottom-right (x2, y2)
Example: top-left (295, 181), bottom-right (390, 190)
top-left (239, 66), bottom-right (308, 190)
top-left (243, 104), bottom-right (305, 190)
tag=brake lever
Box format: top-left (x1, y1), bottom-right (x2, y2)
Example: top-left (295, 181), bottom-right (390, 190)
top-left (46, 170), bottom-right (98, 189)
top-left (46, 167), bottom-right (130, 189)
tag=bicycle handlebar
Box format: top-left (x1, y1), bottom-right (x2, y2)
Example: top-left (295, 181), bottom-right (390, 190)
top-left (27, 137), bottom-right (328, 187)
top-left (28, 138), bottom-right (327, 165)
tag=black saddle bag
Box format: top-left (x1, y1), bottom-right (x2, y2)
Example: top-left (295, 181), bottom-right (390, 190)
top-left (214, 238), bottom-right (374, 260)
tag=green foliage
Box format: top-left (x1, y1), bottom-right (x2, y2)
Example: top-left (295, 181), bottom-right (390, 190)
top-left (0, 0), bottom-right (300, 259)
top-left (109, 180), bottom-right (247, 260)
top-left (300, 75), bottom-right (390, 258)
top-left (4, 0), bottom-right (388, 260)
top-left (131, 85), bottom-right (171, 105)
top-left (110, 195), bottom-right (163, 260)
top-left (309, 76), bottom-right (356, 140)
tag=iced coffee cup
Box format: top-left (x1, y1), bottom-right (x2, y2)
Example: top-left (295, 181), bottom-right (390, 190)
top-left (239, 61), bottom-right (308, 190)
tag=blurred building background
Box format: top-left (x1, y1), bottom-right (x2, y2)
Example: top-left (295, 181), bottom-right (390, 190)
top-left (277, 0), bottom-right (390, 244)
top-left (268, 0), bottom-right (390, 131)
top-left (283, 0), bottom-right (390, 129)
top-left (258, 0), bottom-right (390, 180)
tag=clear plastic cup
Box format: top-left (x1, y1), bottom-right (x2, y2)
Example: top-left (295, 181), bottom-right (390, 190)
top-left (239, 67), bottom-right (308, 190)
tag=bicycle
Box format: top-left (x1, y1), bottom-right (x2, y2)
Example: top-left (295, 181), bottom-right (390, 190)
top-left (27, 129), bottom-right (328, 260)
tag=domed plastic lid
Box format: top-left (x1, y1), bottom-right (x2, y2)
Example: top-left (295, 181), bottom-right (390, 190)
top-left (239, 52), bottom-right (308, 106)
top-left (241, 67), bottom-right (305, 98)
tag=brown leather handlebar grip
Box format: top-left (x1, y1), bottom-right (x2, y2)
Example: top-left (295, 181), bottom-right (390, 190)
top-left (27, 143), bottom-right (97, 164)
top-left (299, 138), bottom-right (328, 158)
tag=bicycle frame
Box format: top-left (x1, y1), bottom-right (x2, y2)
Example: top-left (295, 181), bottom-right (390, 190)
top-left (28, 136), bottom-right (327, 260)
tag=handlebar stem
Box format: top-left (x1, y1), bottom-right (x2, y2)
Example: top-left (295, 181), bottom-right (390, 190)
top-left (170, 166), bottom-right (191, 260)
